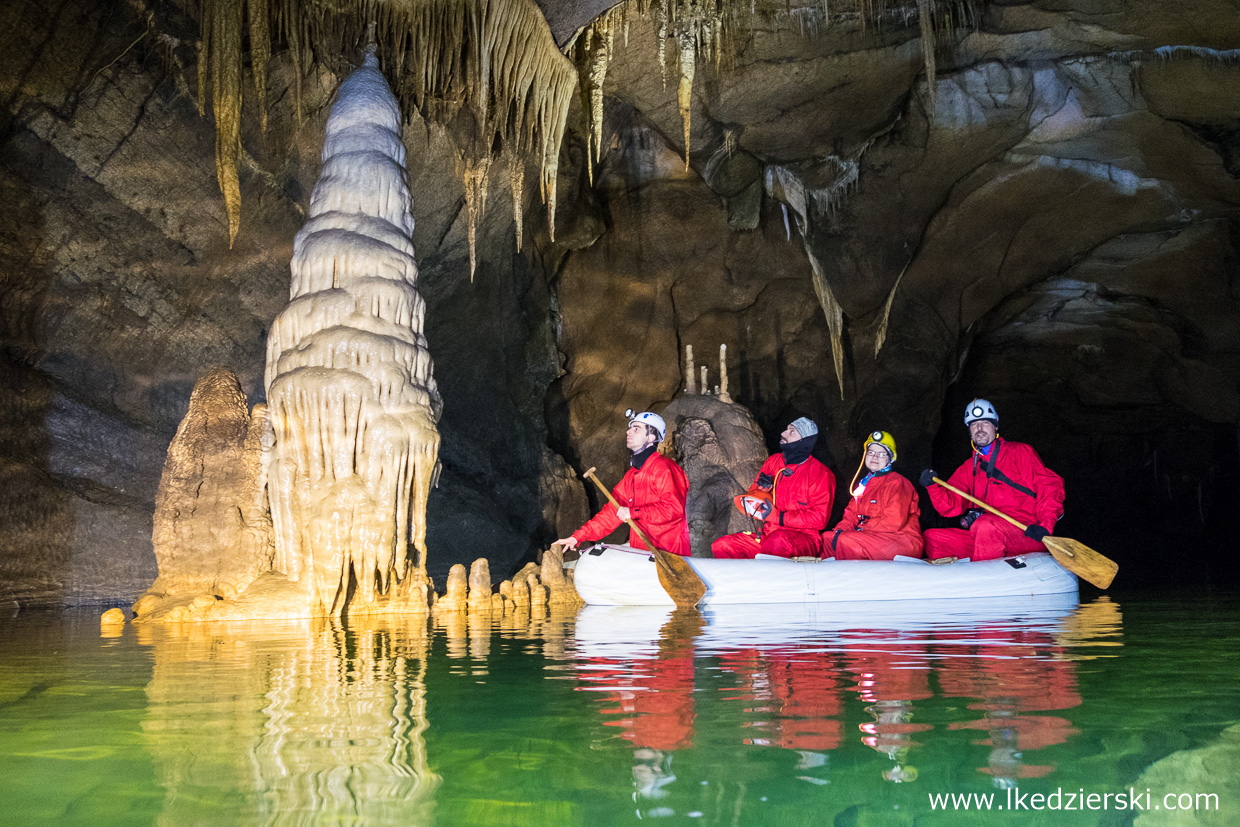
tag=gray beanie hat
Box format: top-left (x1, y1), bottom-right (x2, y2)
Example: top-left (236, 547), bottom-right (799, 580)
top-left (790, 417), bottom-right (818, 439)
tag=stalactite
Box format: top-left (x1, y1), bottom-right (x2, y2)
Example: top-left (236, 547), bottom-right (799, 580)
top-left (196, 0), bottom-right (576, 252)
top-left (685, 344), bottom-right (695, 394)
top-left (915, 0), bottom-right (937, 116)
top-left (506, 147), bottom-right (524, 253)
top-left (265, 51), bottom-right (441, 618)
top-left (248, 0), bottom-right (271, 134)
top-left (572, 8), bottom-right (620, 183)
top-left (463, 154), bottom-right (491, 281)
top-left (677, 32), bottom-right (695, 170)
top-left (809, 255), bottom-right (847, 400)
top-left (209, 0), bottom-right (243, 247)
top-left (874, 262), bottom-right (908, 358)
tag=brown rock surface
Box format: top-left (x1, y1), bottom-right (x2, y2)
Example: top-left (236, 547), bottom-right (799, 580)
top-left (4, 0), bottom-right (1240, 601)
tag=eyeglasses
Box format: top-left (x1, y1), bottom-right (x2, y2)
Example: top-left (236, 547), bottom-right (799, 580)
top-left (864, 450), bottom-right (889, 458)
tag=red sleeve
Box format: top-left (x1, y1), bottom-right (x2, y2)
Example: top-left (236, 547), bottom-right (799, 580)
top-left (831, 494), bottom-right (859, 532)
top-left (773, 462), bottom-right (835, 532)
top-left (572, 469), bottom-right (630, 543)
top-left (1020, 445), bottom-right (1065, 531)
top-left (745, 454), bottom-right (782, 496)
top-left (863, 475), bottom-right (916, 533)
top-left (928, 459), bottom-right (972, 517)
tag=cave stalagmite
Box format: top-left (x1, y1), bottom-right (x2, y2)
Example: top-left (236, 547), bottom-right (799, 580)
top-left (264, 47), bottom-right (441, 618)
top-left (2, 0), bottom-right (1240, 606)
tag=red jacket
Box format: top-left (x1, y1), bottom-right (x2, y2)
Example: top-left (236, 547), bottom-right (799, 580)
top-left (929, 438), bottom-right (1065, 532)
top-left (831, 471), bottom-right (921, 539)
top-left (572, 453), bottom-right (691, 556)
top-left (750, 454), bottom-right (836, 536)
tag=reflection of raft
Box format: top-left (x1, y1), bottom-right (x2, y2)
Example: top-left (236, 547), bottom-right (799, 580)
top-left (573, 544), bottom-right (1078, 606)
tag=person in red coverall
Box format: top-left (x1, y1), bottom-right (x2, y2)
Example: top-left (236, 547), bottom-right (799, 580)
top-left (920, 399), bottom-right (1065, 562)
top-left (712, 417), bottom-right (835, 559)
top-left (823, 430), bottom-right (923, 560)
top-left (555, 410), bottom-right (692, 556)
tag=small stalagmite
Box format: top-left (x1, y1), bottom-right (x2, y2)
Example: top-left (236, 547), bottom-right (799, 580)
top-left (265, 50), bottom-right (442, 619)
top-left (539, 548), bottom-right (583, 607)
top-left (511, 576), bottom-right (531, 614)
top-left (467, 558), bottom-right (493, 612)
top-left (434, 564), bottom-right (469, 615)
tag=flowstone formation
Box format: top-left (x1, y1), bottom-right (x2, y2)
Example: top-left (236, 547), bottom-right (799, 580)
top-left (264, 49), bottom-right (443, 619)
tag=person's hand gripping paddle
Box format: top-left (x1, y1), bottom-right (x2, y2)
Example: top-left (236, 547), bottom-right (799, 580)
top-left (583, 466), bottom-right (707, 608)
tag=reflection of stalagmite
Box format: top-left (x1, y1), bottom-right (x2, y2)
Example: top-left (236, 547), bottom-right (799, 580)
top-left (265, 51), bottom-right (442, 618)
top-left (140, 619), bottom-right (439, 824)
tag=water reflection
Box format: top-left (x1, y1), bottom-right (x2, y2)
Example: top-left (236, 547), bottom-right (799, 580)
top-left (124, 595), bottom-right (1124, 824)
top-left (138, 618), bottom-right (439, 825)
top-left (573, 595), bottom-right (1118, 815)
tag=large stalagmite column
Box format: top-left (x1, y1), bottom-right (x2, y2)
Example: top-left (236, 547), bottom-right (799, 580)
top-left (265, 49), bottom-right (442, 617)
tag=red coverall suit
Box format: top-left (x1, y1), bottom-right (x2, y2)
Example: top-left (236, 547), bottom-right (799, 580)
top-left (712, 454), bottom-right (836, 559)
top-left (823, 471), bottom-right (924, 560)
top-left (571, 453), bottom-right (692, 557)
top-left (924, 437), bottom-right (1065, 561)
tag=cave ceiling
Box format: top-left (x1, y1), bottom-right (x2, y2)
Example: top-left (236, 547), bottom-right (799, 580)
top-left (2, 0), bottom-right (1239, 602)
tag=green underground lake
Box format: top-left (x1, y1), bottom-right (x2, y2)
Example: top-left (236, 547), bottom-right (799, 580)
top-left (1, 590), bottom-right (1237, 826)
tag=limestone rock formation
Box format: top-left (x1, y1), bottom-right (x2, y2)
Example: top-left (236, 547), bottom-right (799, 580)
top-left (5, 0), bottom-right (1240, 604)
top-left (661, 394), bottom-right (768, 557)
top-left (264, 51), bottom-right (442, 618)
top-left (136, 368), bottom-right (272, 614)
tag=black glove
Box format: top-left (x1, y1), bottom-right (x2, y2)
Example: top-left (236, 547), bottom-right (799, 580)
top-left (919, 469), bottom-right (937, 487)
top-left (755, 472), bottom-right (774, 491)
top-left (1024, 525), bottom-right (1049, 542)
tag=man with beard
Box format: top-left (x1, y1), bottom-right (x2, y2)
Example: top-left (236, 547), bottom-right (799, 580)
top-left (712, 417), bottom-right (836, 559)
top-left (555, 410), bottom-right (692, 557)
top-left (920, 399), bottom-right (1065, 562)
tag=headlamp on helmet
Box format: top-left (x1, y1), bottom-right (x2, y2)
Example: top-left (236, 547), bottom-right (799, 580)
top-left (963, 398), bottom-right (999, 426)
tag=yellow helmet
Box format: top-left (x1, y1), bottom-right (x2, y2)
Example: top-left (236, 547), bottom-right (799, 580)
top-left (864, 430), bottom-right (898, 463)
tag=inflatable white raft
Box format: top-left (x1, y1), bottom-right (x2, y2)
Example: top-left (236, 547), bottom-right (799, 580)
top-left (572, 544), bottom-right (1078, 606)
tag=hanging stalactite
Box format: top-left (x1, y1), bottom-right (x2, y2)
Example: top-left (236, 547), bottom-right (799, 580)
top-left (195, 0), bottom-right (576, 261)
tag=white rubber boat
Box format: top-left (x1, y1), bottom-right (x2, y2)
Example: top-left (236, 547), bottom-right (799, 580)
top-left (572, 544), bottom-right (1078, 606)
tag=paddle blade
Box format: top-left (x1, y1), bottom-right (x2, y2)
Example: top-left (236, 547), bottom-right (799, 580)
top-left (653, 550), bottom-right (707, 608)
top-left (1043, 536), bottom-right (1118, 589)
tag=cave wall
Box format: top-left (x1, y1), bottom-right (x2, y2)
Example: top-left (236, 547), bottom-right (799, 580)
top-left (3, 0), bottom-right (1240, 604)
top-left (0, 0), bottom-right (572, 603)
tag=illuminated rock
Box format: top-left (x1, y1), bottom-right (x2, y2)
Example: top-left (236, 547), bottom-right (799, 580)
top-left (264, 51), bottom-right (442, 619)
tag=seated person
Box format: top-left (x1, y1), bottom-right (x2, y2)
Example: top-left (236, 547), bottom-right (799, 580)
top-left (556, 410), bottom-right (691, 557)
top-left (920, 398), bottom-right (1064, 562)
top-left (823, 431), bottom-right (923, 560)
top-left (712, 418), bottom-right (835, 559)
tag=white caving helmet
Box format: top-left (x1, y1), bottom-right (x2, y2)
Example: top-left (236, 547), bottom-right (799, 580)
top-left (963, 398), bottom-right (999, 426)
top-left (626, 409), bottom-right (667, 442)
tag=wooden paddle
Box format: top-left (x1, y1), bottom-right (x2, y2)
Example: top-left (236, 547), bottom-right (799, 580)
top-left (932, 476), bottom-right (1118, 589)
top-left (582, 466), bottom-right (707, 609)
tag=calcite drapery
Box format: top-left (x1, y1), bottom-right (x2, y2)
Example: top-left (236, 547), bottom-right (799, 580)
top-left (265, 51), bottom-right (442, 618)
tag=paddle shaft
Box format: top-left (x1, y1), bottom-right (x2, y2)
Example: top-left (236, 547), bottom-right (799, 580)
top-left (931, 476), bottom-right (1067, 556)
top-left (583, 466), bottom-right (662, 552)
top-left (580, 465), bottom-right (708, 608)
